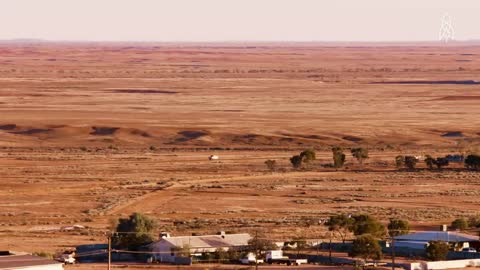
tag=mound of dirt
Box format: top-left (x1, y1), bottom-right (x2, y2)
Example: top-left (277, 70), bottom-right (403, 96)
top-left (441, 131), bottom-right (464, 137)
top-left (108, 89), bottom-right (178, 94)
top-left (434, 96), bottom-right (480, 101)
top-left (130, 129), bottom-right (151, 137)
top-left (173, 130), bottom-right (210, 143)
top-left (280, 133), bottom-right (332, 141)
top-left (372, 80), bottom-right (480, 85)
top-left (0, 124), bottom-right (17, 130)
top-left (342, 135), bottom-right (363, 142)
top-left (12, 128), bottom-right (52, 135)
top-left (90, 127), bottom-right (120, 136)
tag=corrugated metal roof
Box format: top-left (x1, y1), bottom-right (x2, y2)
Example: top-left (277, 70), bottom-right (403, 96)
top-left (0, 254), bottom-right (62, 269)
top-left (161, 233), bottom-right (251, 249)
top-left (395, 231), bottom-right (479, 242)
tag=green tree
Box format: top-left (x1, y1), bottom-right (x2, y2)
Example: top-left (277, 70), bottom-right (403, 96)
top-left (351, 148), bottom-right (369, 166)
top-left (388, 218), bottom-right (410, 237)
top-left (395, 155), bottom-right (405, 169)
top-left (300, 149), bottom-right (316, 163)
top-left (435, 157), bottom-right (449, 169)
top-left (349, 234), bottom-right (383, 261)
top-left (291, 236), bottom-right (309, 256)
top-left (465, 154), bottom-right (480, 170)
top-left (451, 218), bottom-right (468, 231)
top-left (350, 214), bottom-right (386, 238)
top-left (264, 159), bottom-right (277, 172)
top-left (424, 155), bottom-right (436, 170)
top-left (325, 214), bottom-right (353, 243)
top-left (248, 234), bottom-right (277, 261)
top-left (425, 241), bottom-right (449, 261)
top-left (114, 212), bottom-right (157, 250)
top-left (332, 147), bottom-right (346, 168)
top-left (290, 155), bottom-right (303, 169)
top-left (404, 156), bottom-right (418, 170)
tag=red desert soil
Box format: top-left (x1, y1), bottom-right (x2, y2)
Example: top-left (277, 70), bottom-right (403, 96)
top-left (0, 43), bottom-right (479, 254)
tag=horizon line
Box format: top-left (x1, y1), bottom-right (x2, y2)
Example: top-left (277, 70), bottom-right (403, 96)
top-left (1, 38), bottom-right (480, 46)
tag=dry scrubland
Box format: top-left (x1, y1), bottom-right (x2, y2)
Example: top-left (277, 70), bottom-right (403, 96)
top-left (0, 43), bottom-right (480, 253)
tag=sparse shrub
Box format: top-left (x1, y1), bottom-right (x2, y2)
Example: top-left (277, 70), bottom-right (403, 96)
top-left (351, 148), bottom-right (369, 166)
top-left (332, 147), bottom-right (346, 168)
top-left (290, 149), bottom-right (316, 169)
top-left (108, 145), bottom-right (118, 150)
top-left (79, 146), bottom-right (88, 152)
top-left (395, 155), bottom-right (405, 169)
top-left (149, 145), bottom-right (157, 151)
top-left (264, 159), bottom-right (277, 172)
top-left (300, 149), bottom-right (316, 163)
top-left (33, 251), bottom-right (53, 259)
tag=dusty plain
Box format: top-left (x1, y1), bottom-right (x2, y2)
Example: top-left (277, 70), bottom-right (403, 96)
top-left (0, 42), bottom-right (479, 256)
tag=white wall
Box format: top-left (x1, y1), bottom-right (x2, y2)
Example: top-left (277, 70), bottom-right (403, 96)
top-left (11, 264), bottom-right (63, 270)
top-left (409, 258), bottom-right (480, 270)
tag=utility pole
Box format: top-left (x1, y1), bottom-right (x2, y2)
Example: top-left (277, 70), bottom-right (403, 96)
top-left (328, 233), bottom-right (332, 263)
top-left (391, 235), bottom-right (395, 270)
top-left (107, 233), bottom-right (112, 270)
top-left (255, 231), bottom-right (259, 270)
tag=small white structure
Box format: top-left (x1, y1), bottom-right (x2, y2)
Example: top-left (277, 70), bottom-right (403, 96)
top-left (0, 253), bottom-right (64, 270)
top-left (208, 155), bottom-right (219, 161)
top-left (57, 251), bottom-right (75, 264)
top-left (409, 258), bottom-right (480, 270)
top-left (266, 250), bottom-right (286, 260)
top-left (149, 232), bottom-right (251, 263)
top-left (395, 230), bottom-right (479, 250)
top-left (240, 252), bottom-right (264, 264)
top-left (265, 250), bottom-right (308, 265)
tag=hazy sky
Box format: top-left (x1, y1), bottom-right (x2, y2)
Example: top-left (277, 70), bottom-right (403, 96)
top-left (1, 0), bottom-right (479, 42)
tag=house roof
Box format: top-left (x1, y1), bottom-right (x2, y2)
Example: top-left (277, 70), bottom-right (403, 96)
top-left (157, 233), bottom-right (251, 249)
top-left (395, 231), bottom-right (479, 243)
top-left (0, 254), bottom-right (62, 269)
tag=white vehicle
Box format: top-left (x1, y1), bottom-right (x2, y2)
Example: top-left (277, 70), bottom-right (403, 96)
top-left (462, 247), bottom-right (477, 253)
top-left (240, 252), bottom-right (264, 265)
top-left (57, 252), bottom-right (76, 264)
top-left (265, 250), bottom-right (308, 266)
top-left (208, 155), bottom-right (219, 160)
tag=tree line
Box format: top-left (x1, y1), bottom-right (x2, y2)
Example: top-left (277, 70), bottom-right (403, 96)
top-left (263, 148), bottom-right (480, 171)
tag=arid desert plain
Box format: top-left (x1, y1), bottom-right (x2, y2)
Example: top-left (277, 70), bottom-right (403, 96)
top-left (0, 42), bottom-right (479, 256)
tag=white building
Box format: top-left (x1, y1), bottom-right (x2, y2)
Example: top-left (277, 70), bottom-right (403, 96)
top-left (149, 232), bottom-right (251, 263)
top-left (0, 253), bottom-right (63, 270)
top-left (394, 231), bottom-right (479, 250)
